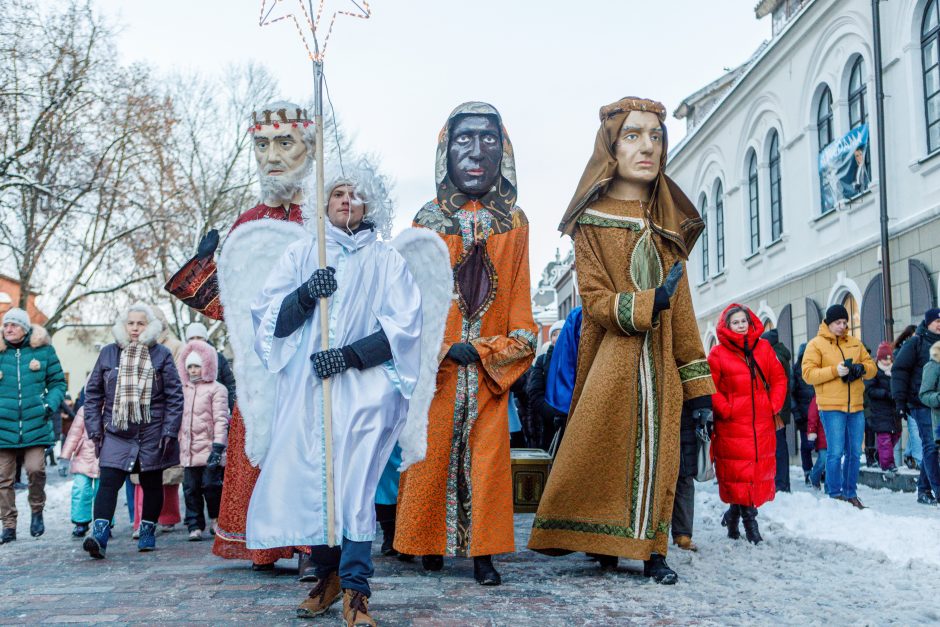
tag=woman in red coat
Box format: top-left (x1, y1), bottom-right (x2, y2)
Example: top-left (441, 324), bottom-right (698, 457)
top-left (708, 304), bottom-right (787, 544)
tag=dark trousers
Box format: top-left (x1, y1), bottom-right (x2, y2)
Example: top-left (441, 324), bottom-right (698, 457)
top-left (95, 467), bottom-right (163, 523)
top-left (912, 408), bottom-right (940, 495)
top-left (671, 474), bottom-right (695, 539)
top-left (311, 537), bottom-right (374, 596)
top-left (775, 429), bottom-right (791, 492)
top-left (797, 427), bottom-right (814, 472)
top-left (183, 466), bottom-right (223, 531)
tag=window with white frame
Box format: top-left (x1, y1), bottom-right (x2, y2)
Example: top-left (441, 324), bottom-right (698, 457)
top-left (923, 0), bottom-right (940, 152)
top-left (714, 180), bottom-right (725, 272)
top-left (747, 151), bottom-right (760, 254)
top-left (699, 193), bottom-right (709, 280)
top-left (768, 130), bottom-right (783, 241)
top-left (817, 86), bottom-right (834, 213)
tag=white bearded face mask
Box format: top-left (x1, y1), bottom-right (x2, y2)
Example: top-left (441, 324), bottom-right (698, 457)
top-left (254, 123), bottom-right (313, 206)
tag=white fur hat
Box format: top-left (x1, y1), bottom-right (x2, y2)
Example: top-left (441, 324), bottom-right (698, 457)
top-left (185, 322), bottom-right (209, 341)
top-left (185, 350), bottom-right (203, 368)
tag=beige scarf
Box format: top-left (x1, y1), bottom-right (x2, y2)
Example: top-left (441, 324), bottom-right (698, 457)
top-left (111, 342), bottom-right (154, 431)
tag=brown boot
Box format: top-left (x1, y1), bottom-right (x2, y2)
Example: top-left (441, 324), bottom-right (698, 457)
top-left (672, 535), bottom-right (698, 552)
top-left (342, 589), bottom-right (376, 626)
top-left (296, 571), bottom-right (341, 618)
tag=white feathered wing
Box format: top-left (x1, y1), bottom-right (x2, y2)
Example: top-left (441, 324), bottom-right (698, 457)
top-left (217, 219), bottom-right (308, 467)
top-left (390, 227), bottom-right (453, 471)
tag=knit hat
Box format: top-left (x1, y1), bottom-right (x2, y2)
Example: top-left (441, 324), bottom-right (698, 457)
top-left (824, 304), bottom-right (849, 325)
top-left (185, 322), bottom-right (209, 341)
top-left (185, 350), bottom-right (203, 369)
top-left (925, 307), bottom-right (940, 327)
top-left (876, 341), bottom-right (893, 362)
top-left (2, 308), bottom-right (31, 332)
top-left (549, 319), bottom-right (565, 336)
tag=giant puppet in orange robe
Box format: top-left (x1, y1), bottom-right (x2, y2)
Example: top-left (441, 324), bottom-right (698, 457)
top-left (164, 102), bottom-right (313, 569)
top-left (394, 102), bottom-right (537, 585)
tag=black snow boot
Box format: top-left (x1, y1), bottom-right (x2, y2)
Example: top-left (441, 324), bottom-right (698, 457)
top-left (422, 555), bottom-right (444, 571)
top-left (473, 555), bottom-right (502, 586)
top-left (643, 553), bottom-right (678, 585)
top-left (741, 506), bottom-right (763, 544)
top-left (588, 553), bottom-right (619, 570)
top-left (721, 504), bottom-right (742, 540)
top-left (30, 512), bottom-right (44, 537)
top-left (72, 523), bottom-right (89, 538)
top-left (0, 527), bottom-right (15, 544)
top-left (45, 446), bottom-right (56, 467)
top-left (374, 503), bottom-right (398, 557)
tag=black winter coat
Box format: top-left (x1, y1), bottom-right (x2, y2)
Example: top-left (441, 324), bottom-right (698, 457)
top-left (525, 346), bottom-right (566, 449)
top-left (762, 330), bottom-right (792, 424)
top-left (677, 405), bottom-right (698, 479)
top-left (864, 368), bottom-right (900, 433)
top-left (84, 342), bottom-right (184, 473)
top-left (891, 323), bottom-right (940, 410)
top-left (216, 352), bottom-right (237, 411)
top-left (790, 343), bottom-right (815, 427)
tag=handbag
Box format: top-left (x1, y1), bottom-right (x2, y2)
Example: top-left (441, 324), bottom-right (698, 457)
top-left (694, 426), bottom-right (715, 483)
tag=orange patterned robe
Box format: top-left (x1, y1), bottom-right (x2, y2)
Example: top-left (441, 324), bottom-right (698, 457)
top-left (394, 199), bottom-right (537, 557)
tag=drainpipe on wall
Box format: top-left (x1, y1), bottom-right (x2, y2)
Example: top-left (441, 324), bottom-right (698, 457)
top-left (872, 0), bottom-right (895, 341)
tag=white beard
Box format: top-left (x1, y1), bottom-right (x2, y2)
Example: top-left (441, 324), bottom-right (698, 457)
top-left (259, 161), bottom-right (311, 205)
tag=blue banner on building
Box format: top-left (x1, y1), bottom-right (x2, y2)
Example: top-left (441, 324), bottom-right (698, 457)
top-left (818, 123), bottom-right (870, 212)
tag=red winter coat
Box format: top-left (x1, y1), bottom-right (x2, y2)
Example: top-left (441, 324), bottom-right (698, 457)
top-left (806, 397), bottom-right (827, 451)
top-left (708, 305), bottom-right (787, 508)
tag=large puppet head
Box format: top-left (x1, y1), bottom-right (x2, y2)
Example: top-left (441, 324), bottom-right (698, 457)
top-left (435, 102), bottom-right (518, 217)
top-left (319, 156), bottom-right (394, 239)
top-left (249, 101), bottom-right (316, 207)
top-left (557, 97), bottom-right (704, 260)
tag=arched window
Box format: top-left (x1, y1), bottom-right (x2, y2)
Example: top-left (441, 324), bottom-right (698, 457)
top-left (768, 131), bottom-right (783, 241)
top-left (923, 0), bottom-right (940, 152)
top-left (848, 57), bottom-right (871, 195)
top-left (747, 151), bottom-right (760, 254)
top-left (841, 292), bottom-right (861, 339)
top-left (699, 193), bottom-right (709, 279)
top-left (817, 87), bottom-right (834, 213)
top-left (714, 180), bottom-right (725, 272)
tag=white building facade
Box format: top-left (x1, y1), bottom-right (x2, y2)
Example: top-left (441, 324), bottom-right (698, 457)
top-left (669, 0), bottom-right (940, 354)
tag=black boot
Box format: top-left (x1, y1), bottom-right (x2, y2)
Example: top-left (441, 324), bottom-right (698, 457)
top-left (374, 503), bottom-right (398, 557)
top-left (45, 446), bottom-right (56, 467)
top-left (0, 528), bottom-right (15, 544)
top-left (643, 553), bottom-right (678, 585)
top-left (588, 553), bottom-right (619, 570)
top-left (71, 523), bottom-right (89, 538)
top-left (721, 504), bottom-right (741, 540)
top-left (422, 555), bottom-right (444, 571)
top-left (473, 555), bottom-right (502, 586)
top-left (741, 506), bottom-right (763, 544)
top-left (30, 512), bottom-right (44, 537)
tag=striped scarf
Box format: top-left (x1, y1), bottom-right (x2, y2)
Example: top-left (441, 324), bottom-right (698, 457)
top-left (111, 342), bottom-right (154, 430)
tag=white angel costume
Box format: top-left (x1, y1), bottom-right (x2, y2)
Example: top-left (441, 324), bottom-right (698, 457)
top-left (245, 221), bottom-right (449, 548)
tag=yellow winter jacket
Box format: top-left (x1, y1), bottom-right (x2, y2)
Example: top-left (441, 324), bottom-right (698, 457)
top-left (802, 323), bottom-right (876, 412)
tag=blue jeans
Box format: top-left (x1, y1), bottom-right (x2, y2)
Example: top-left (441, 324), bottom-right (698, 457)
top-left (809, 448), bottom-right (828, 487)
top-left (910, 408), bottom-right (940, 496)
top-left (819, 411), bottom-right (865, 499)
top-left (905, 415), bottom-right (923, 464)
top-left (124, 477), bottom-right (135, 524)
top-left (310, 537), bottom-right (374, 597)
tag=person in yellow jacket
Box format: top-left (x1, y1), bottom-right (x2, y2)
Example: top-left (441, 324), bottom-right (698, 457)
top-left (802, 304), bottom-right (876, 508)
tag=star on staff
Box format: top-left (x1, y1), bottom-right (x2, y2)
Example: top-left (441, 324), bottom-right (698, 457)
top-left (258, 0), bottom-right (371, 62)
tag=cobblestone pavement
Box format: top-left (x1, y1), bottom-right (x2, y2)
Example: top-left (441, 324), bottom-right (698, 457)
top-left (0, 471), bottom-right (937, 626)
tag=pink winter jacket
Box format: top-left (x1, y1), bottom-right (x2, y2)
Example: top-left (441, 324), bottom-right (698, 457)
top-left (176, 340), bottom-right (229, 467)
top-left (61, 407), bottom-right (99, 478)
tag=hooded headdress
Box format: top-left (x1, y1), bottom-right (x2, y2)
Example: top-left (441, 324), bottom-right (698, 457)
top-left (434, 101), bottom-right (518, 231)
top-left (557, 97), bottom-right (704, 260)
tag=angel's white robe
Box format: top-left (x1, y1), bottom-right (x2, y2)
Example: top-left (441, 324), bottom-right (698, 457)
top-left (246, 223), bottom-right (422, 548)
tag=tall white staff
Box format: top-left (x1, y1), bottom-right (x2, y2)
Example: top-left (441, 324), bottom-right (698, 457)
top-left (259, 0), bottom-right (372, 547)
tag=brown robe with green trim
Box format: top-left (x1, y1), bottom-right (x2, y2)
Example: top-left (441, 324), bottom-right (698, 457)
top-left (528, 196), bottom-right (715, 560)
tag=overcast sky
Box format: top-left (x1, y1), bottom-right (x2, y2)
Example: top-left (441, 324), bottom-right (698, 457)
top-left (91, 0), bottom-right (770, 285)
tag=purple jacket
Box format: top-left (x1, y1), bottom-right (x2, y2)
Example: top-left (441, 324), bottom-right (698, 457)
top-left (83, 342), bottom-right (184, 473)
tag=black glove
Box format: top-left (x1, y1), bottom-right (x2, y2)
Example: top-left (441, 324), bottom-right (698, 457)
top-left (311, 348), bottom-right (348, 379)
top-left (305, 267), bottom-right (338, 300)
top-left (896, 404), bottom-right (909, 421)
top-left (653, 261), bottom-right (684, 316)
top-left (848, 363), bottom-right (865, 381)
top-left (92, 435), bottom-right (102, 459)
top-left (196, 229), bottom-right (220, 259)
top-left (692, 408), bottom-right (714, 439)
top-left (159, 436), bottom-right (177, 463)
top-left (446, 343), bottom-right (480, 366)
top-left (206, 443), bottom-right (225, 469)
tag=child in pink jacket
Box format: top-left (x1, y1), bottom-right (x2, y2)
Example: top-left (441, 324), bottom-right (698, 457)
top-left (177, 339), bottom-right (229, 541)
top-left (60, 407), bottom-right (101, 538)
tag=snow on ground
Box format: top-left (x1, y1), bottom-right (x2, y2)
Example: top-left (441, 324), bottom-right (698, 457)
top-left (2, 467), bottom-right (939, 625)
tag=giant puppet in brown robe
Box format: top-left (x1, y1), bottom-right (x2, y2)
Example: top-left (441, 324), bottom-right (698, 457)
top-left (164, 102), bottom-right (314, 569)
top-left (394, 102), bottom-right (538, 586)
top-left (527, 97), bottom-right (716, 585)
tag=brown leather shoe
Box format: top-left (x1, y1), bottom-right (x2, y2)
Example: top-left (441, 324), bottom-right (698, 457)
top-left (296, 571), bottom-right (341, 618)
top-left (845, 496), bottom-right (866, 510)
top-left (342, 589), bottom-right (376, 627)
top-left (672, 535), bottom-right (698, 552)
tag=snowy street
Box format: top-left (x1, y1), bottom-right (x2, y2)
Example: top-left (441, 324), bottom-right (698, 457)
top-left (0, 468), bottom-right (936, 625)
